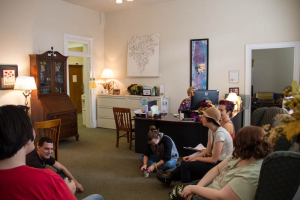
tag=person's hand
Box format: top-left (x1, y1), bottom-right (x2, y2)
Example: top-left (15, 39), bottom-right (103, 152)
top-left (186, 194), bottom-right (194, 200)
top-left (64, 177), bottom-right (76, 194)
top-left (183, 156), bottom-right (191, 162)
top-left (140, 165), bottom-right (147, 171)
top-left (147, 165), bottom-right (155, 173)
top-left (75, 182), bottom-right (84, 192)
top-left (182, 185), bottom-right (193, 198)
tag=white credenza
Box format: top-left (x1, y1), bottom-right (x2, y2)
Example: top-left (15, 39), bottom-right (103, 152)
top-left (97, 94), bottom-right (169, 129)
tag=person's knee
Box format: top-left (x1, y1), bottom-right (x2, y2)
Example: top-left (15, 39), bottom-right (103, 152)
top-left (165, 160), bottom-right (177, 168)
top-left (138, 154), bottom-right (144, 163)
top-left (82, 194), bottom-right (104, 200)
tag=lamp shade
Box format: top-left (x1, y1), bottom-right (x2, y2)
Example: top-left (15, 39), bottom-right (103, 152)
top-left (226, 92), bottom-right (239, 102)
top-left (101, 69), bottom-right (114, 79)
top-left (14, 76), bottom-right (37, 91)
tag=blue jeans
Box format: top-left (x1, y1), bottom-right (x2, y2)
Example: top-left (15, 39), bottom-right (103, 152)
top-left (82, 194), bottom-right (104, 200)
top-left (139, 154), bottom-right (177, 171)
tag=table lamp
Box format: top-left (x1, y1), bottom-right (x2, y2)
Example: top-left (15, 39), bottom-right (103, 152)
top-left (14, 76), bottom-right (37, 106)
top-left (101, 69), bottom-right (114, 94)
top-left (226, 92), bottom-right (239, 111)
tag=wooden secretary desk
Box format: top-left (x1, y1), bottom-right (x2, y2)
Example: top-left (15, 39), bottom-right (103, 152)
top-left (30, 48), bottom-right (79, 140)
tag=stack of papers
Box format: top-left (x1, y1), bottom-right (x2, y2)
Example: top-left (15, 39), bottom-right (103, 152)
top-left (183, 144), bottom-right (206, 151)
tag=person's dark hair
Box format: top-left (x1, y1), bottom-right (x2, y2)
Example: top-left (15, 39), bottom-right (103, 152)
top-left (0, 105), bottom-right (34, 160)
top-left (206, 117), bottom-right (221, 127)
top-left (38, 137), bottom-right (53, 147)
top-left (218, 99), bottom-right (234, 117)
top-left (233, 126), bottom-right (273, 160)
top-left (147, 125), bottom-right (161, 141)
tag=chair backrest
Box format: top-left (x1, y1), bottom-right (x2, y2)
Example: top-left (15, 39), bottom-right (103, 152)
top-left (34, 119), bottom-right (61, 159)
top-left (259, 107), bottom-right (289, 126)
top-left (254, 151), bottom-right (300, 200)
top-left (113, 107), bottom-right (133, 131)
top-left (251, 107), bottom-right (268, 126)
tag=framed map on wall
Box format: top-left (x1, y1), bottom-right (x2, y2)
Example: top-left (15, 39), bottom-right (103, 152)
top-left (127, 34), bottom-right (160, 77)
top-left (190, 39), bottom-right (209, 90)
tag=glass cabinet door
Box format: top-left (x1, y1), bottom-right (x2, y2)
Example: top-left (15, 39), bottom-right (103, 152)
top-left (39, 61), bottom-right (52, 95)
top-left (54, 61), bottom-right (65, 93)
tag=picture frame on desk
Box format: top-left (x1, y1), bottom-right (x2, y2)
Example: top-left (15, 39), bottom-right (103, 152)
top-left (190, 39), bottom-right (208, 90)
top-left (143, 89), bottom-right (151, 96)
top-left (0, 65), bottom-right (18, 90)
top-left (229, 87), bottom-right (239, 96)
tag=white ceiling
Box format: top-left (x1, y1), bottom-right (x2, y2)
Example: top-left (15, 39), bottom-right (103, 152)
top-left (61, 0), bottom-right (176, 13)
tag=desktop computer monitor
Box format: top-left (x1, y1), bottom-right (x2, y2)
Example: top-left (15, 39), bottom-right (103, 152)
top-left (191, 90), bottom-right (219, 110)
top-left (147, 100), bottom-right (157, 111)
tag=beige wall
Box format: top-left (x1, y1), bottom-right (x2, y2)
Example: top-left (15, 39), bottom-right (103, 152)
top-left (0, 0), bottom-right (104, 106)
top-left (104, 0), bottom-right (300, 113)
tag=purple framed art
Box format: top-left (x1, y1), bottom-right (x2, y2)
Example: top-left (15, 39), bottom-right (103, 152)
top-left (190, 39), bottom-right (208, 90)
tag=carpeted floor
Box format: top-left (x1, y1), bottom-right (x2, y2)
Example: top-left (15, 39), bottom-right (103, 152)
top-left (54, 114), bottom-right (181, 200)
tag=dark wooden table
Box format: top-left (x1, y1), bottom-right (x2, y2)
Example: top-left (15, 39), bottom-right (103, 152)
top-left (134, 109), bottom-right (244, 156)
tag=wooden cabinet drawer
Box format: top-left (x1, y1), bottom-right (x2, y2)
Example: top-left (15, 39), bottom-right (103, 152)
top-left (97, 95), bottom-right (126, 107)
top-left (60, 128), bottom-right (78, 139)
top-left (61, 122), bottom-right (77, 131)
top-left (47, 111), bottom-right (76, 120)
top-left (60, 116), bottom-right (77, 125)
top-left (97, 106), bottom-right (114, 118)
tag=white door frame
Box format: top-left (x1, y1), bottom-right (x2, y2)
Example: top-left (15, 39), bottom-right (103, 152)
top-left (64, 34), bottom-right (97, 128)
top-left (245, 41), bottom-right (300, 126)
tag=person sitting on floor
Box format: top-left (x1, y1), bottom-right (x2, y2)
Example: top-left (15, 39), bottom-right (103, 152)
top-left (156, 107), bottom-right (233, 186)
top-left (170, 126), bottom-right (273, 200)
top-left (0, 105), bottom-right (104, 200)
top-left (139, 125), bottom-right (179, 174)
top-left (218, 99), bottom-right (235, 139)
top-left (26, 137), bottom-right (84, 192)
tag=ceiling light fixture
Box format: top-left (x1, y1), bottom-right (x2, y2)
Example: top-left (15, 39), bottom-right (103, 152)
top-left (116, 0), bottom-right (122, 3)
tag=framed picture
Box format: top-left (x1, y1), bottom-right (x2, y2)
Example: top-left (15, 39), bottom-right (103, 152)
top-left (143, 89), bottom-right (151, 96)
top-left (113, 89), bottom-right (120, 95)
top-left (229, 70), bottom-right (239, 83)
top-left (229, 87), bottom-right (239, 96)
top-left (0, 65), bottom-right (18, 90)
top-left (190, 39), bottom-right (208, 90)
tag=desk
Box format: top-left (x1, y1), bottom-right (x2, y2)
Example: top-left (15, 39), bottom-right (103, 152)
top-left (134, 109), bottom-right (244, 156)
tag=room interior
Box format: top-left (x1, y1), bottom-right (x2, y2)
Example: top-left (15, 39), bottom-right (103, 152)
top-left (1, 0), bottom-right (300, 199)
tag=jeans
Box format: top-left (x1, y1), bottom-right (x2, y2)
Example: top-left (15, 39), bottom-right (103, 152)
top-left (139, 154), bottom-right (177, 170)
top-left (82, 194), bottom-right (104, 200)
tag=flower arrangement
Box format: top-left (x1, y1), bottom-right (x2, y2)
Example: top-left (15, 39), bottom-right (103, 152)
top-left (262, 81), bottom-right (300, 146)
top-left (198, 100), bottom-right (215, 114)
top-left (127, 84), bottom-right (143, 95)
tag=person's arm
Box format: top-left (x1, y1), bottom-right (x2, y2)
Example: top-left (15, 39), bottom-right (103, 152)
top-left (141, 155), bottom-right (148, 171)
top-left (53, 161), bottom-right (84, 192)
top-left (182, 184), bottom-right (240, 200)
top-left (194, 141), bottom-right (224, 163)
top-left (197, 159), bottom-right (228, 187)
top-left (64, 177), bottom-right (76, 194)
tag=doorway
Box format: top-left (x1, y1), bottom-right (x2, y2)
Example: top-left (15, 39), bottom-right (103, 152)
top-left (245, 41), bottom-right (300, 126)
top-left (69, 65), bottom-right (83, 113)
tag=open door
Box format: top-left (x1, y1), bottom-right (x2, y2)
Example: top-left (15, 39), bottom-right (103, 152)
top-left (69, 65), bottom-right (83, 113)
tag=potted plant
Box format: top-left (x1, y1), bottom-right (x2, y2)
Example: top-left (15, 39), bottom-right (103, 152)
top-left (127, 84), bottom-right (143, 95)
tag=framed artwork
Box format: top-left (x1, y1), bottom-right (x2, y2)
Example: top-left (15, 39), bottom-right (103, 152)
top-left (190, 39), bottom-right (208, 90)
top-left (0, 65), bottom-right (18, 90)
top-left (229, 87), bottom-right (239, 96)
top-left (143, 89), bottom-right (151, 96)
top-left (229, 70), bottom-right (239, 83)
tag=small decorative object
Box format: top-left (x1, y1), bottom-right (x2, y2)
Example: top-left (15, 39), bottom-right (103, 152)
top-left (143, 89), bottom-right (151, 96)
top-left (229, 87), bottom-right (239, 96)
top-left (127, 84), bottom-right (143, 95)
top-left (0, 65), bottom-right (18, 90)
top-left (190, 39), bottom-right (208, 90)
top-left (262, 81), bottom-right (300, 148)
top-left (198, 100), bottom-right (215, 114)
top-left (113, 89), bottom-right (120, 95)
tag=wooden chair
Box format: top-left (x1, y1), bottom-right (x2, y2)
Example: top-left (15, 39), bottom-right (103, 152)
top-left (113, 107), bottom-right (135, 150)
top-left (34, 119), bottom-right (61, 161)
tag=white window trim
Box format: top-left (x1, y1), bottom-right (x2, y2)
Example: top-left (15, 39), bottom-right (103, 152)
top-left (64, 34), bottom-right (97, 128)
top-left (245, 41), bottom-right (300, 126)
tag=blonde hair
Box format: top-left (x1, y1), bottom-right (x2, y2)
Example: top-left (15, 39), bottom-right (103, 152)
top-left (187, 86), bottom-right (197, 96)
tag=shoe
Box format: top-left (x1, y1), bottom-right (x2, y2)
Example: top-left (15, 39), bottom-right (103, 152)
top-left (156, 171), bottom-right (172, 187)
